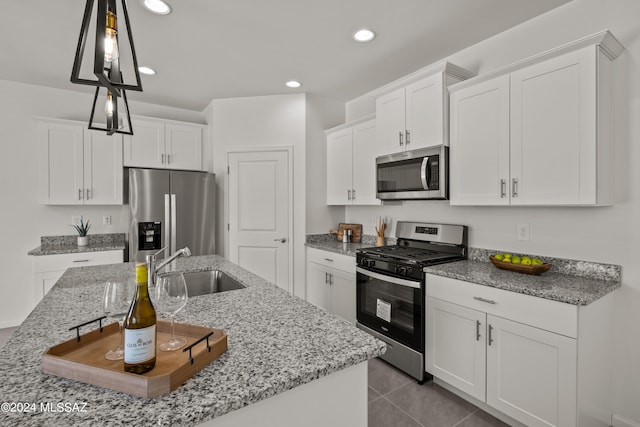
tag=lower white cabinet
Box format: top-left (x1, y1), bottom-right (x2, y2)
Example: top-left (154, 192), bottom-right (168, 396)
top-left (306, 247), bottom-right (356, 324)
top-left (426, 274), bottom-right (614, 427)
top-left (33, 250), bottom-right (124, 305)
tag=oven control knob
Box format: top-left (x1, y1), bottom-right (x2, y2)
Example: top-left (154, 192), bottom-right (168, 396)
top-left (405, 267), bottom-right (413, 276)
top-left (369, 260), bottom-right (375, 268)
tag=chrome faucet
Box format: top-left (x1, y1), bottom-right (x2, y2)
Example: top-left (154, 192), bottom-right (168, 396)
top-left (145, 246), bottom-right (191, 286)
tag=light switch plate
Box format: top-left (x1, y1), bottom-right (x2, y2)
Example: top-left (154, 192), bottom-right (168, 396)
top-left (517, 223), bottom-right (530, 241)
top-left (103, 215), bottom-right (111, 225)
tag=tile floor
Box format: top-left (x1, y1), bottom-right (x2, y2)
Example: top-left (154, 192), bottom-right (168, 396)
top-left (0, 328), bottom-right (507, 426)
top-left (368, 357), bottom-right (509, 427)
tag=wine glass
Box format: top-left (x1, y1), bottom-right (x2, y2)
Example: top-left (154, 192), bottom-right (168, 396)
top-left (103, 281), bottom-right (135, 360)
top-left (155, 273), bottom-right (188, 351)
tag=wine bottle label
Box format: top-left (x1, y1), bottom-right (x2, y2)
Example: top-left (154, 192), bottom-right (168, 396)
top-left (124, 325), bottom-right (156, 364)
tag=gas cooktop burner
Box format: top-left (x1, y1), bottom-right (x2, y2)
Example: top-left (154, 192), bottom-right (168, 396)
top-left (359, 245), bottom-right (461, 265)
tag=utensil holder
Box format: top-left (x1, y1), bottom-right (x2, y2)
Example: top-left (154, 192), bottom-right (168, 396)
top-left (376, 236), bottom-right (385, 246)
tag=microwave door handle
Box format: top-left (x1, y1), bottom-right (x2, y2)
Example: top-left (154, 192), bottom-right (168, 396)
top-left (420, 157), bottom-right (430, 190)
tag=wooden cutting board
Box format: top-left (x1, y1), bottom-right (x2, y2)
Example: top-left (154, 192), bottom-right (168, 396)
top-left (337, 223), bottom-right (362, 243)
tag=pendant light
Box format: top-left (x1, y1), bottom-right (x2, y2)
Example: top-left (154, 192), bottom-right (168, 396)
top-left (70, 0), bottom-right (143, 135)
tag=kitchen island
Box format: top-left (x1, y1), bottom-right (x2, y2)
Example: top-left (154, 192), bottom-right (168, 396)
top-left (0, 255), bottom-right (385, 426)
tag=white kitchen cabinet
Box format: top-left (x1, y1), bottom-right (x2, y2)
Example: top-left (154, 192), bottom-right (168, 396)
top-left (124, 116), bottom-right (204, 171)
top-left (326, 118), bottom-right (381, 205)
top-left (449, 75), bottom-right (510, 205)
top-left (376, 63), bottom-right (474, 155)
top-left (38, 119), bottom-right (123, 205)
top-left (426, 273), bottom-right (614, 427)
top-left (306, 247), bottom-right (356, 324)
top-left (33, 250), bottom-right (124, 305)
top-left (450, 32), bottom-right (622, 206)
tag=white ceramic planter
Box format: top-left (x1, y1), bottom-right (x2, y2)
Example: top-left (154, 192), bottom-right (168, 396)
top-left (77, 236), bottom-right (89, 246)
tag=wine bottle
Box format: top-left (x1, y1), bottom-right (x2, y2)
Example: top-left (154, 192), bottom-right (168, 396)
top-left (123, 263), bottom-right (157, 374)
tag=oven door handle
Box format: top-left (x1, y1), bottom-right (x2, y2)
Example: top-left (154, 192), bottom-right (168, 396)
top-left (356, 267), bottom-right (421, 289)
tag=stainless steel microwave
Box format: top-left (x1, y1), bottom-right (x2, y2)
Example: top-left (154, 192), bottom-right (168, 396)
top-left (376, 146), bottom-right (448, 200)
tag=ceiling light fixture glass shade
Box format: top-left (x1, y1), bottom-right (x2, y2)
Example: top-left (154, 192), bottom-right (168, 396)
top-left (353, 29), bottom-right (376, 42)
top-left (70, 0), bottom-right (142, 134)
top-left (142, 0), bottom-right (171, 15)
top-left (89, 84), bottom-right (133, 135)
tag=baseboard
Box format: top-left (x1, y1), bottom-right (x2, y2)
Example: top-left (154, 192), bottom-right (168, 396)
top-left (613, 414), bottom-right (640, 427)
top-left (0, 319), bottom-right (23, 329)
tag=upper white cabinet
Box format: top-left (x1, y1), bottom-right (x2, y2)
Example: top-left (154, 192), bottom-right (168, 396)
top-left (38, 119), bottom-right (123, 205)
top-left (450, 31), bottom-right (623, 206)
top-left (376, 63), bottom-right (474, 155)
top-left (326, 117), bottom-right (381, 205)
top-left (124, 116), bottom-right (204, 171)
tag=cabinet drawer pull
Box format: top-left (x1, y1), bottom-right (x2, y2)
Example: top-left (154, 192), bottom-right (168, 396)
top-left (86, 188), bottom-right (91, 200)
top-left (347, 189), bottom-right (352, 200)
top-left (500, 179), bottom-right (506, 198)
top-left (167, 154), bottom-right (171, 164)
top-left (161, 153), bottom-right (165, 164)
top-left (476, 320), bottom-right (481, 341)
top-left (352, 189), bottom-right (356, 200)
top-left (473, 296), bottom-right (496, 305)
top-left (512, 178), bottom-right (518, 198)
top-left (399, 131), bottom-right (404, 146)
top-left (73, 259), bottom-right (90, 263)
top-left (324, 258), bottom-right (334, 262)
top-left (78, 189), bottom-right (83, 200)
top-left (488, 324), bottom-right (494, 346)
top-left (405, 130), bottom-right (410, 145)
top-left (325, 272), bottom-right (329, 284)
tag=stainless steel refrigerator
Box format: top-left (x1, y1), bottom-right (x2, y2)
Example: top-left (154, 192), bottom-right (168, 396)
top-left (128, 168), bottom-right (216, 263)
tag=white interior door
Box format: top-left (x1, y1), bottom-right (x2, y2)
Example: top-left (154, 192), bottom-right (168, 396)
top-left (228, 149), bottom-right (292, 292)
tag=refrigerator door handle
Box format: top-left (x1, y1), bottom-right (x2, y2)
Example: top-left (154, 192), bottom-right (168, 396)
top-left (164, 193), bottom-right (171, 257)
top-left (171, 194), bottom-right (177, 255)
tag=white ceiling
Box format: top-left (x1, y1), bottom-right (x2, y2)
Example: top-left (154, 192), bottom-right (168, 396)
top-left (0, 0), bottom-right (571, 112)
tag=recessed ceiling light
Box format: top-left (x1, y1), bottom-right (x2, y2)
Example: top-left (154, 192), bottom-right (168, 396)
top-left (286, 80), bottom-right (302, 88)
top-left (141, 0), bottom-right (171, 15)
top-left (138, 66), bottom-right (157, 75)
top-left (353, 29), bottom-right (376, 43)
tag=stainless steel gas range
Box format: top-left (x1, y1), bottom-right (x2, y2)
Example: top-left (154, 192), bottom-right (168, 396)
top-left (356, 221), bottom-right (467, 383)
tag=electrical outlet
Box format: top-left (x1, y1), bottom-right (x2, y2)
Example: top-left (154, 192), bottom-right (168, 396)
top-left (103, 215), bottom-right (112, 225)
top-left (517, 223), bottom-right (530, 241)
top-left (71, 215), bottom-right (82, 226)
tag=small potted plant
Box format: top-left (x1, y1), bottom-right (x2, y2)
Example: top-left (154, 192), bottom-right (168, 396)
top-left (71, 219), bottom-right (91, 246)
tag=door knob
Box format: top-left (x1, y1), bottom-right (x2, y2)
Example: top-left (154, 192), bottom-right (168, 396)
top-left (274, 237), bottom-right (287, 243)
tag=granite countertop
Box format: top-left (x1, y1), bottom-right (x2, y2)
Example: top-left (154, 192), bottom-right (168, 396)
top-left (424, 248), bottom-right (621, 306)
top-left (305, 233), bottom-right (395, 257)
top-left (28, 233), bottom-right (126, 256)
top-left (0, 255), bottom-right (384, 426)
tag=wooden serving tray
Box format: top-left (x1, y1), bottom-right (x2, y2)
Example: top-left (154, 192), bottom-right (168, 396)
top-left (42, 320), bottom-right (227, 398)
top-left (490, 256), bottom-right (552, 275)
top-left (337, 223), bottom-right (362, 243)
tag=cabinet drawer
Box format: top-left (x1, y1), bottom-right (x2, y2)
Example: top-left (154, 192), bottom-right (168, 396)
top-left (34, 250), bottom-right (124, 273)
top-left (426, 274), bottom-right (577, 338)
top-left (306, 247), bottom-right (355, 274)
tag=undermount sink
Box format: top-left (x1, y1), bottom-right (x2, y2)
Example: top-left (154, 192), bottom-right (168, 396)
top-left (182, 270), bottom-right (245, 297)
